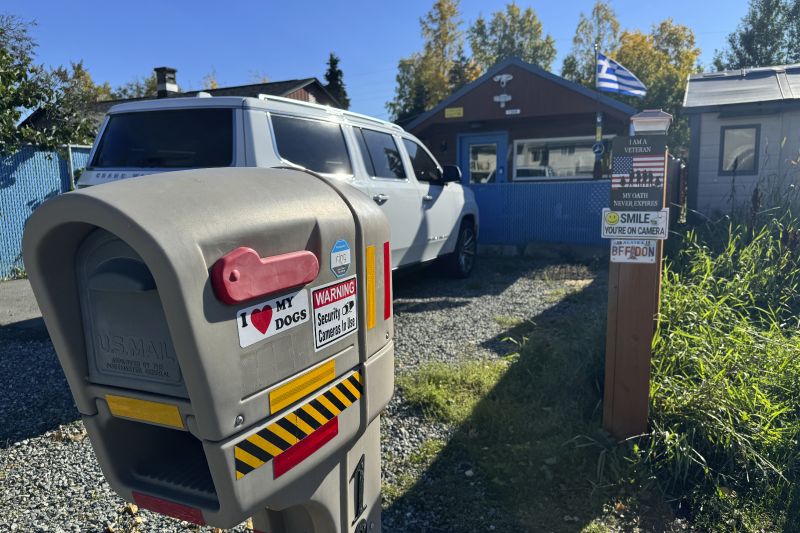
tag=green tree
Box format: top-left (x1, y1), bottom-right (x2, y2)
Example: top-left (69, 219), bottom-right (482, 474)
top-left (448, 50), bottom-right (481, 92)
top-left (323, 53), bottom-right (350, 109)
top-left (467, 2), bottom-right (556, 71)
top-left (561, 0), bottom-right (620, 86)
top-left (113, 73), bottom-right (158, 99)
top-left (614, 19), bottom-right (701, 152)
top-left (0, 15), bottom-right (104, 154)
top-left (714, 0), bottom-right (794, 69)
top-left (30, 61), bottom-right (111, 147)
top-left (387, 55), bottom-right (429, 124)
top-left (388, 0), bottom-right (463, 122)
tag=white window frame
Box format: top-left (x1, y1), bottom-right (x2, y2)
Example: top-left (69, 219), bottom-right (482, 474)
top-left (512, 135), bottom-right (616, 182)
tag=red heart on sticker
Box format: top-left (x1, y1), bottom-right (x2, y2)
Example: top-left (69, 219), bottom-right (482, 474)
top-left (250, 305), bottom-right (273, 334)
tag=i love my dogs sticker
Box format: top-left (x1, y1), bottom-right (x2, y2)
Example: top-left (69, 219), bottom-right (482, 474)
top-left (237, 289), bottom-right (309, 348)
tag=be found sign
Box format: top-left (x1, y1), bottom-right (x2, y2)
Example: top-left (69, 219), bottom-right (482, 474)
top-left (601, 208), bottom-right (669, 240)
top-left (610, 239), bottom-right (657, 264)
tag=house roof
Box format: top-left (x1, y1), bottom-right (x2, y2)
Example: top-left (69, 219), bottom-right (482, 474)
top-left (92, 77), bottom-right (338, 108)
top-left (20, 77), bottom-right (340, 131)
top-left (404, 57), bottom-right (637, 131)
top-left (683, 64), bottom-right (800, 110)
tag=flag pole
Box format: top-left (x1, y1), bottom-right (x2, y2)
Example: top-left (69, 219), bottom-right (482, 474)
top-left (594, 42), bottom-right (604, 179)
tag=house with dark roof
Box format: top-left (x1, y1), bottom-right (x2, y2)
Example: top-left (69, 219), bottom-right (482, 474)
top-left (407, 57), bottom-right (636, 184)
top-left (405, 57), bottom-right (636, 248)
top-left (22, 66), bottom-right (341, 134)
top-left (683, 64), bottom-right (800, 215)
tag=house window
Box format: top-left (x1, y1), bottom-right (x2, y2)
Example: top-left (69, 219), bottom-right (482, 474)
top-left (469, 144), bottom-right (497, 183)
top-left (719, 125), bottom-right (759, 175)
top-left (513, 137), bottom-right (608, 180)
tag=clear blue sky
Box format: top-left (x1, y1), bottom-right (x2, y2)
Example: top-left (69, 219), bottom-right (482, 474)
top-left (6, 0), bottom-right (745, 120)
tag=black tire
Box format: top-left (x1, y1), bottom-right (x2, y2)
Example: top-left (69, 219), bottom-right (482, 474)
top-left (444, 220), bottom-right (476, 278)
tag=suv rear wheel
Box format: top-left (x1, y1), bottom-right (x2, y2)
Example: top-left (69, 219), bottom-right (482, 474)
top-left (444, 219), bottom-right (476, 278)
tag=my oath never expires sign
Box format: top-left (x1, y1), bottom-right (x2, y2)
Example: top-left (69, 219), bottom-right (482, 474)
top-left (610, 135), bottom-right (667, 211)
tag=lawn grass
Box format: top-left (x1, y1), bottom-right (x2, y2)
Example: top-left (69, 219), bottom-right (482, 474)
top-left (388, 277), bottom-right (681, 531)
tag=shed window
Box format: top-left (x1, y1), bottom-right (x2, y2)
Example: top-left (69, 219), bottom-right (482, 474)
top-left (719, 125), bottom-right (759, 175)
top-left (271, 114), bottom-right (352, 175)
top-left (513, 138), bottom-right (607, 180)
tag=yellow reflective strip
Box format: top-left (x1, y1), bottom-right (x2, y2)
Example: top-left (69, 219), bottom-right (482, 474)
top-left (249, 433), bottom-right (283, 457)
top-left (342, 378), bottom-right (360, 399)
top-left (267, 422), bottom-right (298, 446)
top-left (293, 413), bottom-right (316, 435)
top-left (236, 471), bottom-right (245, 480)
top-left (285, 413), bottom-right (310, 438)
top-left (352, 371), bottom-right (362, 384)
top-left (316, 394), bottom-right (341, 416)
top-left (366, 245), bottom-right (376, 329)
top-left (301, 403), bottom-right (329, 425)
top-left (234, 446), bottom-right (265, 470)
top-left (106, 395), bottom-right (184, 429)
top-left (329, 385), bottom-right (351, 407)
top-left (269, 360), bottom-right (336, 414)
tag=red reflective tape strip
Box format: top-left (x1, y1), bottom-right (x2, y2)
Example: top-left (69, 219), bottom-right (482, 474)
top-left (132, 492), bottom-right (205, 525)
top-left (383, 241), bottom-right (391, 320)
top-left (273, 417), bottom-right (338, 479)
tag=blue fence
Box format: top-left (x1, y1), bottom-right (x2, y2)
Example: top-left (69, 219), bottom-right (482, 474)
top-left (471, 180), bottom-right (609, 247)
top-left (0, 146), bottom-right (90, 278)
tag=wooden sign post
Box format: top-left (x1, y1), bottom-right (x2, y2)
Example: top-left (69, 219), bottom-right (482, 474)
top-left (602, 111), bottom-right (672, 440)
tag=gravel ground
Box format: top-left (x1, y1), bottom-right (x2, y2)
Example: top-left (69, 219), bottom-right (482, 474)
top-left (0, 256), bottom-right (598, 532)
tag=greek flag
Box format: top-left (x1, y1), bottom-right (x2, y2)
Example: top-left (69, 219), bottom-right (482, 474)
top-left (596, 52), bottom-right (646, 97)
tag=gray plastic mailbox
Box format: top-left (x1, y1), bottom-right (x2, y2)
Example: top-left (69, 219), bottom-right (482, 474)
top-left (22, 167), bottom-right (395, 532)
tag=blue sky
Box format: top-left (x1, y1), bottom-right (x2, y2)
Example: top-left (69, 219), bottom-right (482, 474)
top-left (6, 0), bottom-right (745, 120)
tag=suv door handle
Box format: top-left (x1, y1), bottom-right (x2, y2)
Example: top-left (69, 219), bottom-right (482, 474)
top-left (422, 194), bottom-right (433, 202)
top-left (372, 193), bottom-right (389, 205)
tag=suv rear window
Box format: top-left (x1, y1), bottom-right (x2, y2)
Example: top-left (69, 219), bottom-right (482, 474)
top-left (91, 109), bottom-right (233, 168)
top-left (270, 115), bottom-right (352, 175)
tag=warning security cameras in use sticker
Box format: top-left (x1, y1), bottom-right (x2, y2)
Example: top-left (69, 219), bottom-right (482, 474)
top-left (312, 276), bottom-right (358, 351)
top-left (237, 289), bottom-right (310, 348)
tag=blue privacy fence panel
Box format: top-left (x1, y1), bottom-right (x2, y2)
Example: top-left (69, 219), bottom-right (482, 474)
top-left (0, 146), bottom-right (90, 278)
top-left (471, 180), bottom-right (610, 247)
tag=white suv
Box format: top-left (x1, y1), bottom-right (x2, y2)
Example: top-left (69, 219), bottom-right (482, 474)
top-left (80, 95), bottom-right (479, 277)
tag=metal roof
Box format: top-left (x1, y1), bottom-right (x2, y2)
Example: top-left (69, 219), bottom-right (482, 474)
top-left (683, 64), bottom-right (800, 110)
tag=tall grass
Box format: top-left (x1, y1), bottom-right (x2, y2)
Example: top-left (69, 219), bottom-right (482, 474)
top-left (642, 215), bottom-right (800, 530)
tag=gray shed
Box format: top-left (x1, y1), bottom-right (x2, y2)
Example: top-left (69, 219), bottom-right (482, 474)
top-left (683, 64), bottom-right (800, 215)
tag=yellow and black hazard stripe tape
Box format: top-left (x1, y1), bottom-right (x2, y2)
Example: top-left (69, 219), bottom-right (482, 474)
top-left (234, 370), bottom-right (363, 479)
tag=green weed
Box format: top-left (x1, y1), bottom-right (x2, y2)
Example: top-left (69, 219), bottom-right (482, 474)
top-left (641, 217), bottom-right (800, 531)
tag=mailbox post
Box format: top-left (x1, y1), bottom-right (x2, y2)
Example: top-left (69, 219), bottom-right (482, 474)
top-left (602, 110), bottom-right (672, 440)
top-left (23, 167), bottom-right (395, 532)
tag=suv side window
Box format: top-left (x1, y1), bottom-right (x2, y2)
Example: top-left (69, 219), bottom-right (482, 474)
top-left (402, 139), bottom-right (440, 183)
top-left (359, 128), bottom-right (406, 180)
top-left (270, 114), bottom-right (352, 175)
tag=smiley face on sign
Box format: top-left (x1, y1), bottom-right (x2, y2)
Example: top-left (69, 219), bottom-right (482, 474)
top-left (605, 211), bottom-right (620, 225)
top-left (237, 290), bottom-right (310, 348)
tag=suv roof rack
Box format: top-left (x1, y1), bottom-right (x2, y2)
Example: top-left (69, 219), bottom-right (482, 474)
top-left (256, 94), bottom-right (404, 132)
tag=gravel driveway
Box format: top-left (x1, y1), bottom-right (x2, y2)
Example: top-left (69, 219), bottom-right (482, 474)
top-left (0, 255), bottom-right (599, 532)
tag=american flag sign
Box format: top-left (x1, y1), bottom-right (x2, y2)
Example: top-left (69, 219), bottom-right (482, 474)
top-left (611, 154), bottom-right (665, 190)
